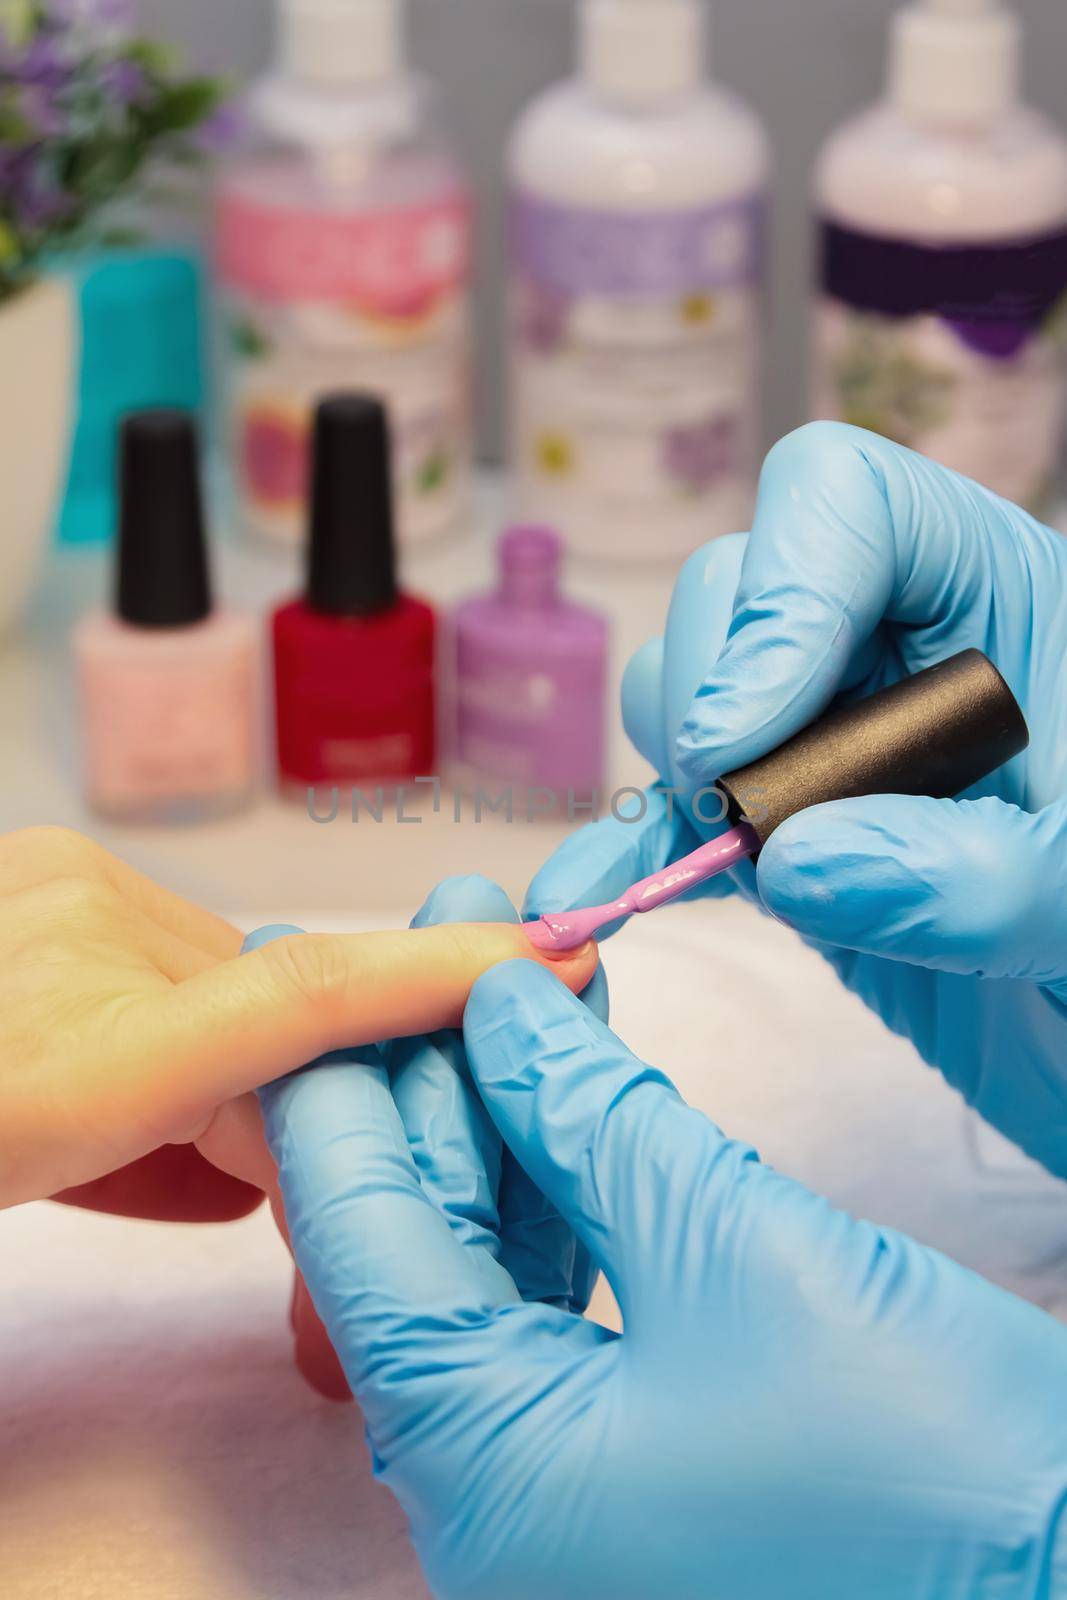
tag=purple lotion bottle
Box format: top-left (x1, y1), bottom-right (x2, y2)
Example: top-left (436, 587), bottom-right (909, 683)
top-left (453, 526), bottom-right (608, 803)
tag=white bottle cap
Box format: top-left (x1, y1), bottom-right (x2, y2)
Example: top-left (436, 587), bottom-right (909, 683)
top-left (889, 0), bottom-right (1021, 125)
top-left (580, 0), bottom-right (707, 107)
top-left (277, 0), bottom-right (405, 87)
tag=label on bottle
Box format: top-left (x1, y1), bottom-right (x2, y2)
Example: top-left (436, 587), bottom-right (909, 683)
top-left (216, 186), bottom-right (473, 546)
top-left (508, 188), bottom-right (766, 563)
top-left (812, 218), bottom-right (1067, 513)
top-left (80, 649), bottom-right (254, 813)
top-left (454, 645), bottom-right (604, 800)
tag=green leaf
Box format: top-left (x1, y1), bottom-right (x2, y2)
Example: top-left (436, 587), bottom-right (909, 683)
top-left (124, 37), bottom-right (183, 76)
top-left (0, 0), bottom-right (36, 51)
top-left (140, 78), bottom-right (223, 138)
top-left (62, 137), bottom-right (143, 199)
top-left (229, 315), bottom-right (272, 359)
top-left (0, 220), bottom-right (22, 268)
top-left (0, 89), bottom-right (35, 146)
top-left (417, 452), bottom-right (451, 495)
top-left (96, 225), bottom-right (145, 250)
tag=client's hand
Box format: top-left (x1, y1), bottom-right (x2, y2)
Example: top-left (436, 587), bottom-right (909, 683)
top-left (0, 827), bottom-right (596, 1212)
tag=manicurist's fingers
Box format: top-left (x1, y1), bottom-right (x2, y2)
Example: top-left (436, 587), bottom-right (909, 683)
top-left (524, 783), bottom-right (696, 929)
top-left (758, 792), bottom-right (1067, 993)
top-left (464, 960), bottom-right (728, 1322)
top-left (389, 878), bottom-right (516, 1294)
top-left (250, 934), bottom-right (519, 1424)
top-left (674, 423), bottom-right (1047, 795)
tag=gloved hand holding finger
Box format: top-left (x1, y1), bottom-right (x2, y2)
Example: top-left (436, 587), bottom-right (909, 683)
top-left (245, 879), bottom-right (608, 1398)
top-left (264, 956), bottom-right (1067, 1600)
top-left (388, 873), bottom-right (608, 1315)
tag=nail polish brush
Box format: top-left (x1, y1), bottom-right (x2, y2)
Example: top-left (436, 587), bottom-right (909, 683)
top-left (525, 648), bottom-right (1029, 951)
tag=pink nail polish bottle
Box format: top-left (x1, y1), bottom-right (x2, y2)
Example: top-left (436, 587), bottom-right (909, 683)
top-left (75, 410), bottom-right (259, 823)
top-left (453, 525), bottom-right (608, 802)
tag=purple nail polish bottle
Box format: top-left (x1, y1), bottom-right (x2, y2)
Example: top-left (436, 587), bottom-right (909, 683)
top-left (453, 526), bottom-right (608, 803)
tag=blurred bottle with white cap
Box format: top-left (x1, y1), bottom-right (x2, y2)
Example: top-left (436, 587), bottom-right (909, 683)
top-left (507, 0), bottom-right (770, 566)
top-left (215, 0), bottom-right (472, 551)
top-left (812, 0), bottom-right (1067, 516)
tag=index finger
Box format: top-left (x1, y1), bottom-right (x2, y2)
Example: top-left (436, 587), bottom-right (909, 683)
top-left (675, 422), bottom-right (1048, 791)
top-left (127, 922), bottom-right (598, 1145)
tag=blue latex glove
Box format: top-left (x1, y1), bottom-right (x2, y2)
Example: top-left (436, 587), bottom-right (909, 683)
top-left (261, 956), bottom-right (1067, 1599)
top-left (528, 423), bottom-right (1067, 1179)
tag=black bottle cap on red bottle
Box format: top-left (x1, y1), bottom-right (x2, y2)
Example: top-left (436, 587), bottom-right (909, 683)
top-left (116, 409), bottom-right (212, 628)
top-left (306, 393), bottom-right (399, 616)
top-left (718, 649), bottom-right (1029, 849)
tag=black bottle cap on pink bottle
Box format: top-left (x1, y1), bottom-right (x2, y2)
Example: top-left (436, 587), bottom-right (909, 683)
top-left (116, 409), bottom-right (211, 628)
top-left (306, 393), bottom-right (399, 616)
top-left (718, 649), bottom-right (1029, 849)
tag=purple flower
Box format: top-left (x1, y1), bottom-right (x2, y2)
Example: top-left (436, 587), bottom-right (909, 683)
top-left (662, 415), bottom-right (740, 494)
top-left (0, 144), bottom-right (29, 192)
top-left (0, 145), bottom-right (70, 231)
top-left (18, 82), bottom-right (65, 137)
top-left (10, 161), bottom-right (72, 228)
top-left (196, 97), bottom-right (245, 152)
top-left (0, 0), bottom-right (224, 298)
top-left (98, 55), bottom-right (146, 104)
top-left (12, 36), bottom-right (70, 87)
top-left (0, 144), bottom-right (35, 192)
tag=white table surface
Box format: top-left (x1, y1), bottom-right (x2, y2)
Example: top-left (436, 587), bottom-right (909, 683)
top-left (4, 902), bottom-right (1067, 1600)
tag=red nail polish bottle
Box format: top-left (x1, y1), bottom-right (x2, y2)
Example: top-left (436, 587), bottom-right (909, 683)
top-left (272, 394), bottom-right (436, 794)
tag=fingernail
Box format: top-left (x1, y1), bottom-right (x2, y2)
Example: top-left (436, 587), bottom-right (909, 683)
top-left (541, 938), bottom-right (595, 963)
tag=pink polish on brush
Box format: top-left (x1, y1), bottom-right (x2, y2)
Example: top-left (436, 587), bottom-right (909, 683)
top-left (525, 649), bottom-right (1030, 953)
top-left (525, 824), bottom-right (759, 950)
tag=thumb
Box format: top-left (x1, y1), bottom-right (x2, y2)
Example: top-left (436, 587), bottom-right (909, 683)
top-left (758, 792), bottom-right (1067, 991)
top-left (464, 960), bottom-right (749, 1328)
top-left (621, 635), bottom-right (669, 776)
top-left (137, 921), bottom-right (598, 1134)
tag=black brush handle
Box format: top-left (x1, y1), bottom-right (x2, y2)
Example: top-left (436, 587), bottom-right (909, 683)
top-left (718, 649), bottom-right (1029, 849)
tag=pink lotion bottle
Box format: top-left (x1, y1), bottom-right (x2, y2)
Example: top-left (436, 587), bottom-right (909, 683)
top-left (76, 411), bottom-right (258, 823)
top-left (215, 0), bottom-right (473, 552)
top-left (453, 526), bottom-right (608, 803)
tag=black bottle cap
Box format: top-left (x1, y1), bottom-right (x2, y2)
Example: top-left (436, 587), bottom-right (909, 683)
top-left (306, 394), bottom-right (398, 616)
top-left (718, 649), bottom-right (1029, 849)
top-left (116, 409), bottom-right (211, 628)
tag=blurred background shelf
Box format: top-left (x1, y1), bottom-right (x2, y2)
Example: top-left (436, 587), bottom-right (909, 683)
top-left (0, 474), bottom-right (667, 915)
